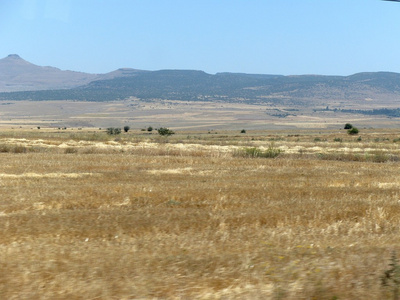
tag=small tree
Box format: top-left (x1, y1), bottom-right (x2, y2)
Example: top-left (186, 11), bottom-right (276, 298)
top-left (106, 127), bottom-right (121, 135)
top-left (344, 123), bottom-right (353, 130)
top-left (123, 126), bottom-right (130, 133)
top-left (157, 127), bottom-right (175, 136)
top-left (241, 129), bottom-right (246, 134)
top-left (348, 127), bottom-right (359, 135)
top-left (147, 126), bottom-right (153, 132)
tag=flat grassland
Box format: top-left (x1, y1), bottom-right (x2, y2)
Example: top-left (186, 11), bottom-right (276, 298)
top-left (2, 99), bottom-right (400, 130)
top-left (2, 128), bottom-right (400, 299)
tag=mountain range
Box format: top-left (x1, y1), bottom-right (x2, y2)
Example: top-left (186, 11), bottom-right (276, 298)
top-left (1, 54), bottom-right (400, 106)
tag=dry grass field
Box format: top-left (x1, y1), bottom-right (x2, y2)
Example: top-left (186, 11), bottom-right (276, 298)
top-left (2, 128), bottom-right (400, 299)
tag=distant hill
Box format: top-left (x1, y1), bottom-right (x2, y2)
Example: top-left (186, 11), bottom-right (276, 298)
top-left (1, 54), bottom-right (400, 105)
top-left (0, 54), bottom-right (144, 92)
top-left (0, 54), bottom-right (98, 92)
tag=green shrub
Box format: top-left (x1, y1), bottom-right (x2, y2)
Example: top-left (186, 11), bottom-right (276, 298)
top-left (123, 126), bottom-right (130, 133)
top-left (264, 144), bottom-right (282, 158)
top-left (106, 127), bottom-right (121, 135)
top-left (157, 127), bottom-right (175, 136)
top-left (348, 127), bottom-right (359, 135)
top-left (241, 129), bottom-right (246, 134)
top-left (344, 123), bottom-right (353, 129)
top-left (242, 147), bottom-right (263, 158)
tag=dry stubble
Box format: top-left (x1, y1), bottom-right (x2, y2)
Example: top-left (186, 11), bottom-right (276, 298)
top-left (1, 130), bottom-right (400, 299)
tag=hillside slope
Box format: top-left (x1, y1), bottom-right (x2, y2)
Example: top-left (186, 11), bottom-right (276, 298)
top-left (0, 54), bottom-right (144, 92)
top-left (0, 54), bottom-right (100, 92)
top-left (1, 69), bottom-right (400, 105)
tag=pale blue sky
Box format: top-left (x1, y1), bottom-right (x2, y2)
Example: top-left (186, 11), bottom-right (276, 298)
top-left (1, 0), bottom-right (399, 75)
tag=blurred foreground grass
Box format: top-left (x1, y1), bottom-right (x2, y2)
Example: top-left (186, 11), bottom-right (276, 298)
top-left (1, 129), bottom-right (400, 299)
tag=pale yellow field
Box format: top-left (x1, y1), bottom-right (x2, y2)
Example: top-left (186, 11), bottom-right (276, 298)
top-left (1, 129), bottom-right (400, 299)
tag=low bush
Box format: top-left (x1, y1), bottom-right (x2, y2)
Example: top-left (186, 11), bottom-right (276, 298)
top-left (348, 127), bottom-right (359, 135)
top-left (106, 127), bottom-right (121, 135)
top-left (157, 127), bottom-right (175, 136)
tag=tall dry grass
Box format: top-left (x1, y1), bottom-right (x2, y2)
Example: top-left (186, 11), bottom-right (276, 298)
top-left (1, 129), bottom-right (400, 299)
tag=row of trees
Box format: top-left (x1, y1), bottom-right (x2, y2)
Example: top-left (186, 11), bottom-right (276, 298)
top-left (106, 126), bottom-right (175, 136)
top-left (106, 123), bottom-right (358, 136)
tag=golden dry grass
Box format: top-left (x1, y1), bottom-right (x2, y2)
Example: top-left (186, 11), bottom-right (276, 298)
top-left (1, 129), bottom-right (400, 299)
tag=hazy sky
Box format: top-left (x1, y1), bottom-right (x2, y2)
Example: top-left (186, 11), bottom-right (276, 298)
top-left (1, 0), bottom-right (399, 75)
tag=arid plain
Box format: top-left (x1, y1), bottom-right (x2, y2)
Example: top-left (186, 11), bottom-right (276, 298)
top-left (1, 112), bottom-right (400, 299)
top-left (1, 99), bottom-right (400, 131)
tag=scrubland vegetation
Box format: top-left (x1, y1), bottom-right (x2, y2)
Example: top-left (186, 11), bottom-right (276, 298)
top-left (2, 128), bottom-right (400, 299)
